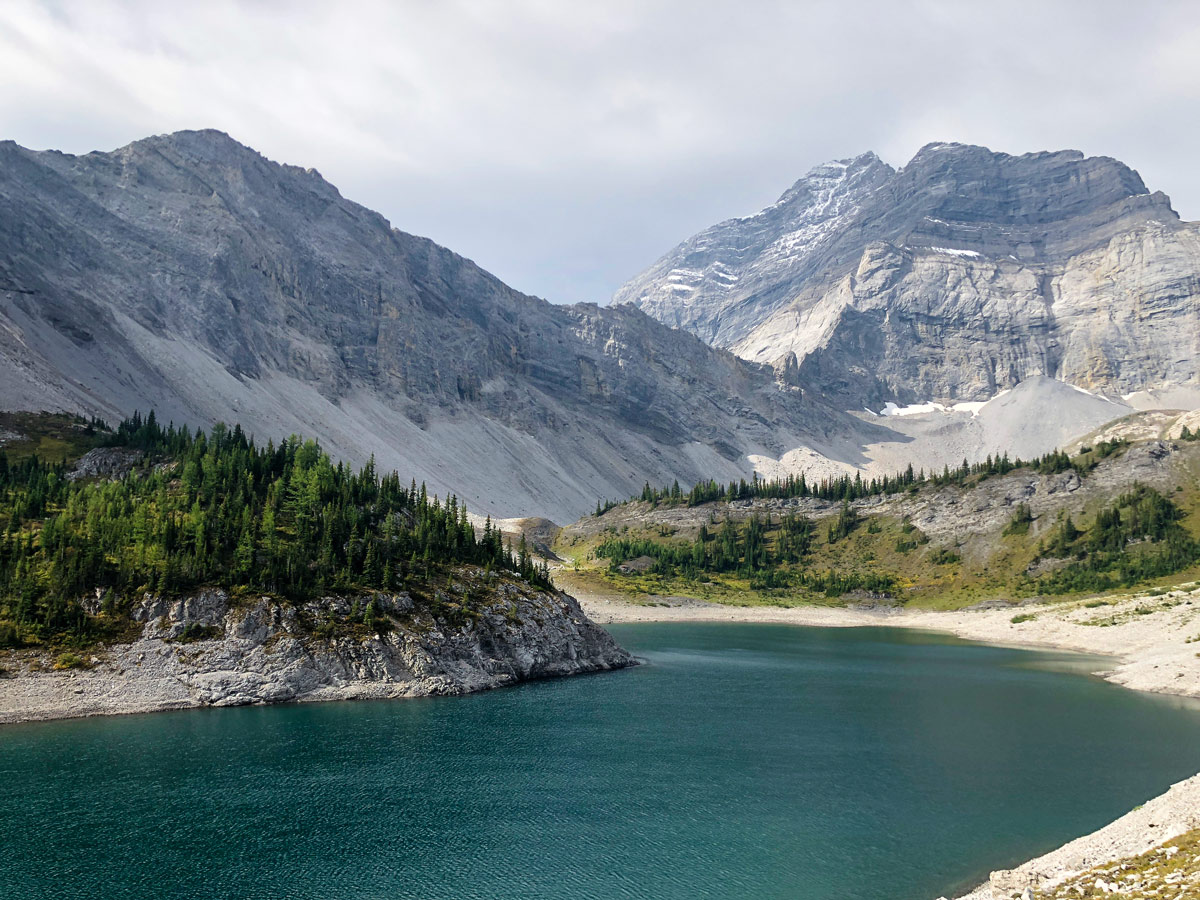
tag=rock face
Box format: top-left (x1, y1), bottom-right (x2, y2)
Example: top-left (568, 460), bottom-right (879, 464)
top-left (0, 575), bottom-right (635, 723)
top-left (0, 130), bottom-right (854, 521)
top-left (3, 132), bottom-right (1185, 510)
top-left (618, 143), bottom-right (1200, 407)
top-left (66, 447), bottom-right (142, 481)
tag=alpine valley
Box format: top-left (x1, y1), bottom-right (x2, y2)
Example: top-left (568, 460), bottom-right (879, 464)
top-left (6, 132), bottom-right (1200, 900)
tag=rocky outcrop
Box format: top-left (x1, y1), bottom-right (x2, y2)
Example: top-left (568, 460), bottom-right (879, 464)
top-left (0, 130), bottom-right (862, 521)
top-left (67, 446), bottom-right (143, 481)
top-left (955, 776), bottom-right (1200, 899)
top-left (620, 143), bottom-right (1200, 407)
top-left (0, 573), bottom-right (635, 723)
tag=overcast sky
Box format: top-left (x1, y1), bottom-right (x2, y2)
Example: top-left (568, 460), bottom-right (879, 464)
top-left (2, 1), bottom-right (1199, 303)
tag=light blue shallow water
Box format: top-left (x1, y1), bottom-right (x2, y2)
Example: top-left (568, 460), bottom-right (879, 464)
top-left (3, 623), bottom-right (1200, 900)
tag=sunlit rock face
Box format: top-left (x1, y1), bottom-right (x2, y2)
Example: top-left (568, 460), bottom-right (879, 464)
top-left (620, 142), bottom-right (1200, 407)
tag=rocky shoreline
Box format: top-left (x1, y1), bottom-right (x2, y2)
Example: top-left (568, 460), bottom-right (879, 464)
top-left (566, 576), bottom-right (1200, 899)
top-left (0, 573), bottom-right (634, 725)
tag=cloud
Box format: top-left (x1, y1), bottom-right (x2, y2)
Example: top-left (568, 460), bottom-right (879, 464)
top-left (2, 0), bottom-right (1199, 302)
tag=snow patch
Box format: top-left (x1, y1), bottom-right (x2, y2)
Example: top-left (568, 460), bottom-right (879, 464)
top-left (870, 398), bottom-right (989, 418)
top-left (930, 247), bottom-right (981, 258)
top-left (950, 401), bottom-right (987, 415)
top-left (878, 400), bottom-right (947, 416)
top-left (1067, 383), bottom-right (1116, 403)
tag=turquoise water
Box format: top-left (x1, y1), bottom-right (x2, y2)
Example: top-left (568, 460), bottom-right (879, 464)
top-left (3, 624), bottom-right (1200, 900)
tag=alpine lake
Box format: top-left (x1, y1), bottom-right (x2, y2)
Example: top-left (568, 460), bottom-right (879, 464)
top-left (4, 623), bottom-right (1200, 900)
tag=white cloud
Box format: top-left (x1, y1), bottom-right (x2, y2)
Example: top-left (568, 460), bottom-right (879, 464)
top-left (1, 0), bottom-right (1198, 303)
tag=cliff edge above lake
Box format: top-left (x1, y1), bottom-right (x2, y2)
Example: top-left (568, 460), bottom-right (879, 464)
top-left (0, 570), bottom-right (634, 724)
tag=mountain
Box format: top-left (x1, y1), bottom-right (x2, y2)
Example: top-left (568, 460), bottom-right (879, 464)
top-left (0, 130), bottom-right (874, 522)
top-left (617, 143), bottom-right (1200, 409)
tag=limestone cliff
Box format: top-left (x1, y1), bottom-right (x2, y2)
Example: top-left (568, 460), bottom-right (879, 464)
top-left (0, 571), bottom-right (634, 723)
top-left (619, 143), bottom-right (1200, 407)
top-left (0, 130), bottom-right (854, 521)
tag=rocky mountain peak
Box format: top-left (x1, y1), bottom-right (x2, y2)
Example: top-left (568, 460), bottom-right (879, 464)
top-left (773, 151), bottom-right (893, 207)
top-left (621, 142), bottom-right (1200, 408)
top-left (889, 142), bottom-right (1173, 254)
top-left (613, 148), bottom-right (893, 345)
top-left (0, 131), bottom-right (872, 521)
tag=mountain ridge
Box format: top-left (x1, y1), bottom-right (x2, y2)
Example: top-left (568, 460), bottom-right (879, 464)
top-left (0, 129), bottom-right (878, 521)
top-left (619, 142), bottom-right (1198, 407)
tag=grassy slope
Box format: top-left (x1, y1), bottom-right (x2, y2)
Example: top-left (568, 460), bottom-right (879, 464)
top-left (1032, 828), bottom-right (1199, 899)
top-left (555, 442), bottom-right (1200, 611)
top-left (0, 411), bottom-right (105, 464)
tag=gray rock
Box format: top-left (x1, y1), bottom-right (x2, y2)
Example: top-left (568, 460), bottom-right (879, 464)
top-left (620, 142), bottom-right (1200, 407)
top-left (0, 130), bottom-right (865, 522)
top-left (67, 447), bottom-right (143, 481)
top-left (0, 575), bottom-right (635, 722)
top-left (965, 599), bottom-right (1016, 611)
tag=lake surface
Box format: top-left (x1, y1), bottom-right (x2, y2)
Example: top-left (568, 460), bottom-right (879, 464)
top-left (3, 623), bottom-right (1200, 900)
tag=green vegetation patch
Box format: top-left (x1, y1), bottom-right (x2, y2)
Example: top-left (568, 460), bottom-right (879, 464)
top-left (169, 623), bottom-right (223, 643)
top-left (0, 413), bottom-right (550, 650)
top-left (591, 508), bottom-right (900, 603)
top-left (52, 651), bottom-right (89, 671)
top-left (569, 445), bottom-right (1200, 610)
top-left (0, 412), bottom-right (107, 465)
top-left (1033, 485), bottom-right (1200, 595)
top-left (1032, 827), bottom-right (1200, 899)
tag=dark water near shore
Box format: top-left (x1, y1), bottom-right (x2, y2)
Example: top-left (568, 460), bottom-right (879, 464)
top-left (3, 623), bottom-right (1200, 900)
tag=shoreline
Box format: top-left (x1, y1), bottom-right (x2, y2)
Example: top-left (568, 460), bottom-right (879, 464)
top-left (566, 576), bottom-right (1200, 899)
top-left (0, 585), bottom-right (634, 727)
top-left (4, 579), bottom-right (1198, 898)
top-left (566, 577), bottom-right (1200, 703)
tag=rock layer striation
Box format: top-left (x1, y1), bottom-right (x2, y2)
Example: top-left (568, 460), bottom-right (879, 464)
top-left (0, 130), bottom-right (855, 520)
top-left (0, 576), bottom-right (634, 723)
top-left (619, 143), bottom-right (1200, 407)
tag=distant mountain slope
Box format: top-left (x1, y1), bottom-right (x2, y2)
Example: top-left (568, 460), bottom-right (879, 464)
top-left (558, 435), bottom-right (1200, 611)
top-left (0, 130), bottom-right (876, 521)
top-left (618, 143), bottom-right (1200, 408)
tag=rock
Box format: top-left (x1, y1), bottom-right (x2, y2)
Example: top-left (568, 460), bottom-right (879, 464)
top-left (67, 447), bottom-right (143, 481)
top-left (0, 572), bottom-right (636, 722)
top-left (621, 142), bottom-right (1200, 407)
top-left (0, 130), bottom-right (862, 523)
top-left (989, 867), bottom-right (1043, 898)
top-left (966, 599), bottom-right (1015, 611)
top-left (617, 556), bottom-right (657, 574)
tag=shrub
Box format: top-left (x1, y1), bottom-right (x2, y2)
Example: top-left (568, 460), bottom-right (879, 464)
top-left (930, 547), bottom-right (961, 565)
top-left (172, 623), bottom-right (222, 643)
top-left (1003, 503), bottom-right (1034, 536)
top-left (0, 622), bottom-right (22, 649)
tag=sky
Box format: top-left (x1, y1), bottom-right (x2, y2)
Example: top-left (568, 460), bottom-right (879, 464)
top-left (2, 0), bottom-right (1199, 304)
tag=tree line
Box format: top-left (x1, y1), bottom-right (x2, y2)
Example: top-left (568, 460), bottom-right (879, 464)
top-left (0, 412), bottom-right (548, 647)
top-left (597, 440), bottom-right (1129, 515)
